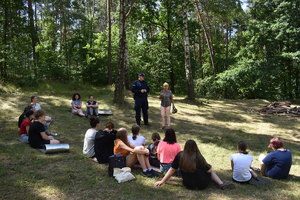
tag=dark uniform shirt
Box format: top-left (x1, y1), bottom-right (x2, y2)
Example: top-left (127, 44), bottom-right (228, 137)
top-left (131, 80), bottom-right (150, 99)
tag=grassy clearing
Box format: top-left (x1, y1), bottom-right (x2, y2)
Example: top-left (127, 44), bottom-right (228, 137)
top-left (0, 83), bottom-right (300, 200)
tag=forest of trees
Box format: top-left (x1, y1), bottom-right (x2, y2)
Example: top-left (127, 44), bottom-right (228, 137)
top-left (0, 0), bottom-right (299, 101)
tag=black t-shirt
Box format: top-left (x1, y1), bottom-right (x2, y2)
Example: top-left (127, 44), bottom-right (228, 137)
top-left (28, 121), bottom-right (48, 148)
top-left (87, 100), bottom-right (97, 105)
top-left (172, 152), bottom-right (212, 190)
top-left (94, 130), bottom-right (117, 163)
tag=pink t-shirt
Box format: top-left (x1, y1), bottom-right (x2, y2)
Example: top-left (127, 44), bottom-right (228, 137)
top-left (157, 141), bottom-right (181, 163)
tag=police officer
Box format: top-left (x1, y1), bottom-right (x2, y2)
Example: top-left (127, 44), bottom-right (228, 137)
top-left (131, 73), bottom-right (150, 126)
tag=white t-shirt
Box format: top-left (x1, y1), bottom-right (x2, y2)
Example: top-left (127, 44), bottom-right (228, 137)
top-left (83, 129), bottom-right (97, 157)
top-left (33, 103), bottom-right (42, 111)
top-left (230, 153), bottom-right (253, 182)
top-left (128, 135), bottom-right (146, 147)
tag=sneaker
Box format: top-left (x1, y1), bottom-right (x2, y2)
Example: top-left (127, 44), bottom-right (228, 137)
top-left (141, 170), bottom-right (154, 178)
top-left (148, 169), bottom-right (159, 177)
top-left (219, 182), bottom-right (235, 190)
top-left (48, 132), bottom-right (58, 137)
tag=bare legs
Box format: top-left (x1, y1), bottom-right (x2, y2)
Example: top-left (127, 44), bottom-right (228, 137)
top-left (72, 108), bottom-right (85, 117)
top-left (137, 153), bottom-right (151, 170)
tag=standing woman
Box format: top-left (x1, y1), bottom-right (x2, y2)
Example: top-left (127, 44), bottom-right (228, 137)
top-left (159, 82), bottom-right (174, 129)
top-left (71, 93), bottom-right (85, 117)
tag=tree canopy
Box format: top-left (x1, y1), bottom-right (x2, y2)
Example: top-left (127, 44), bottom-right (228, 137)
top-left (0, 0), bottom-right (299, 100)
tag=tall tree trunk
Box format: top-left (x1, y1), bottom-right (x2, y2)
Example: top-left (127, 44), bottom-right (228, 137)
top-left (198, 29), bottom-right (204, 79)
top-left (28, 0), bottom-right (39, 78)
top-left (194, 0), bottom-right (216, 74)
top-left (166, 0), bottom-right (175, 93)
top-left (124, 40), bottom-right (131, 89)
top-left (107, 0), bottom-right (113, 85)
top-left (114, 0), bottom-right (126, 104)
top-left (1, 0), bottom-right (9, 80)
top-left (182, 1), bottom-right (195, 100)
top-left (225, 23), bottom-right (229, 70)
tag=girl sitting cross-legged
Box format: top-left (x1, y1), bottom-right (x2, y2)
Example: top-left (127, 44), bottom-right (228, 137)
top-left (114, 128), bottom-right (159, 178)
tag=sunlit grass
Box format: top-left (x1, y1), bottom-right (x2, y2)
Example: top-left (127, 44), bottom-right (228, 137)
top-left (0, 83), bottom-right (299, 200)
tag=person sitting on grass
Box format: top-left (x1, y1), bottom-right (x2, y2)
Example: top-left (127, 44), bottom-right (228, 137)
top-left (18, 105), bottom-right (34, 130)
top-left (147, 132), bottom-right (161, 168)
top-left (154, 140), bottom-right (234, 190)
top-left (86, 95), bottom-right (99, 116)
top-left (30, 96), bottom-right (52, 123)
top-left (157, 128), bottom-right (181, 173)
top-left (83, 116), bottom-right (99, 162)
top-left (71, 93), bottom-right (85, 117)
top-left (259, 138), bottom-right (292, 179)
top-left (28, 110), bottom-right (60, 149)
top-left (19, 110), bottom-right (34, 143)
top-left (231, 141), bottom-right (258, 183)
top-left (94, 122), bottom-right (117, 164)
top-left (114, 128), bottom-right (158, 178)
top-left (127, 125), bottom-right (146, 147)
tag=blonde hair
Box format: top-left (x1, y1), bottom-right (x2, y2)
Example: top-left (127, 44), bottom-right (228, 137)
top-left (163, 82), bottom-right (169, 87)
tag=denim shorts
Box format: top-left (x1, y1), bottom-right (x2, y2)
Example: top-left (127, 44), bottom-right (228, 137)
top-left (160, 163), bottom-right (172, 173)
top-left (20, 134), bottom-right (29, 143)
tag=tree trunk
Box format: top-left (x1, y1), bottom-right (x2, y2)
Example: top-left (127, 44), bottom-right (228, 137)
top-left (194, 0), bottom-right (216, 74)
top-left (225, 23), bottom-right (229, 70)
top-left (166, 0), bottom-right (175, 93)
top-left (1, 0), bottom-right (9, 80)
top-left (28, 0), bottom-right (39, 78)
top-left (124, 40), bottom-right (131, 89)
top-left (114, 0), bottom-right (126, 104)
top-left (182, 1), bottom-right (195, 100)
top-left (198, 29), bottom-right (204, 79)
top-left (107, 0), bottom-right (113, 85)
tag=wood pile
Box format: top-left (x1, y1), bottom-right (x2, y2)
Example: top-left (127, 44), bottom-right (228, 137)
top-left (257, 101), bottom-right (300, 116)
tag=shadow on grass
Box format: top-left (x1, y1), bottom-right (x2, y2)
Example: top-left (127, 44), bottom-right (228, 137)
top-left (1, 88), bottom-right (300, 200)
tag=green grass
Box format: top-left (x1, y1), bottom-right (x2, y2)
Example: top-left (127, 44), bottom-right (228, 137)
top-left (0, 83), bottom-right (300, 200)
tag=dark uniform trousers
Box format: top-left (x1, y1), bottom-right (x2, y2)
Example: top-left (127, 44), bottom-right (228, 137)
top-left (134, 97), bottom-right (149, 125)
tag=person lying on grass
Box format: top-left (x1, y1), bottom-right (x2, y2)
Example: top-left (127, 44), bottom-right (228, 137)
top-left (71, 93), bottom-right (85, 117)
top-left (19, 110), bottom-right (34, 143)
top-left (28, 110), bottom-right (60, 149)
top-left (127, 124), bottom-right (146, 147)
top-left (230, 141), bottom-right (258, 183)
top-left (114, 128), bottom-right (159, 178)
top-left (259, 138), bottom-right (292, 179)
top-left (83, 116), bottom-right (99, 162)
top-left (154, 140), bottom-right (234, 190)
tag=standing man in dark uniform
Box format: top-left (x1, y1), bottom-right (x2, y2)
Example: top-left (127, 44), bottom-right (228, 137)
top-left (131, 73), bottom-right (150, 126)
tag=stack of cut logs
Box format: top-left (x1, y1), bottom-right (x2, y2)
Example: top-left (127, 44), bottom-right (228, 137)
top-left (258, 101), bottom-right (300, 116)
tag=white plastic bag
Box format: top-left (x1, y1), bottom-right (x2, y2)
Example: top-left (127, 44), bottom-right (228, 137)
top-left (113, 167), bottom-right (135, 183)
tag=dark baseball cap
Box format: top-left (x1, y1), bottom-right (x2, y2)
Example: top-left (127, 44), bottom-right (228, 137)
top-left (138, 73), bottom-right (145, 77)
